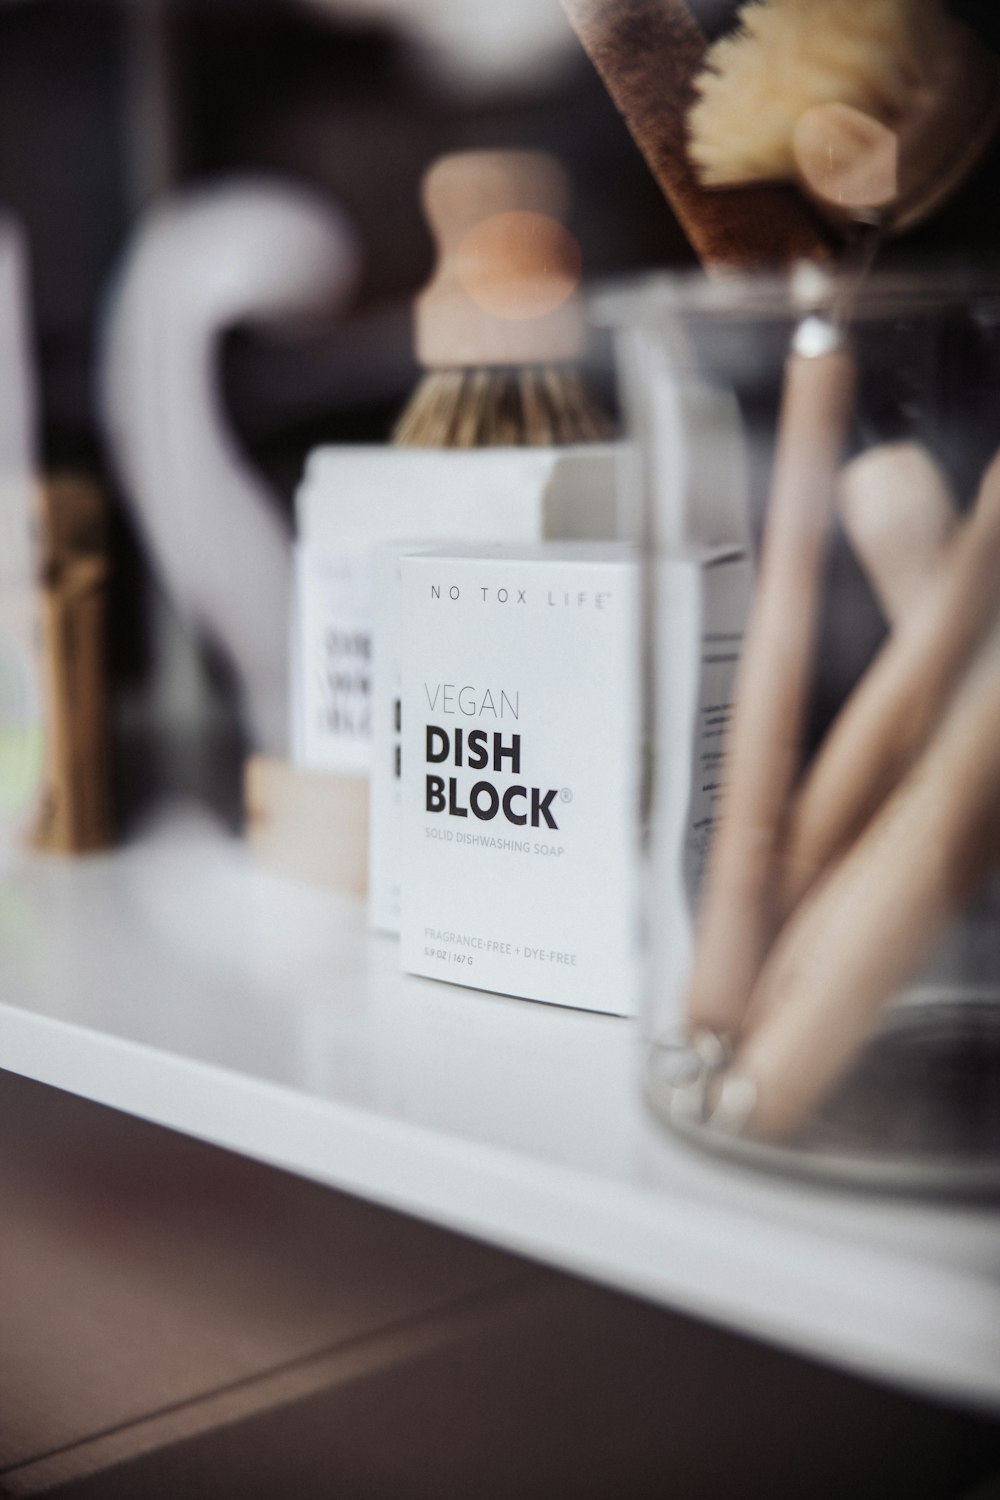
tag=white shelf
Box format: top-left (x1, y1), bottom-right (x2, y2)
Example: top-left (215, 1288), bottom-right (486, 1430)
top-left (2, 801), bottom-right (999, 1413)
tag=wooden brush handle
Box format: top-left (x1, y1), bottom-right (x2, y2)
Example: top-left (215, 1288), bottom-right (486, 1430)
top-left (560, 0), bottom-right (832, 270)
top-left (736, 613), bottom-right (1000, 1139)
top-left (415, 151), bottom-right (584, 369)
top-left (838, 442), bottom-right (958, 626)
top-left (781, 447), bottom-right (1000, 913)
top-left (685, 331), bottom-right (856, 1036)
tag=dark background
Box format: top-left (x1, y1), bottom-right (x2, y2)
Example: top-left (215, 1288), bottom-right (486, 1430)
top-left (3, 0), bottom-right (998, 821)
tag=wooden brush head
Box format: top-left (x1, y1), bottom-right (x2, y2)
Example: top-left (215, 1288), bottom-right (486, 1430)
top-left (689, 0), bottom-right (1000, 236)
top-left (560, 0), bottom-right (832, 270)
top-left (414, 150), bottom-right (586, 370)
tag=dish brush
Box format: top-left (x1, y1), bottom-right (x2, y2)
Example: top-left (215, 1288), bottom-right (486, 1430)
top-left (688, 0), bottom-right (1000, 231)
top-left (392, 150), bottom-right (611, 448)
top-left (561, 0), bottom-right (832, 269)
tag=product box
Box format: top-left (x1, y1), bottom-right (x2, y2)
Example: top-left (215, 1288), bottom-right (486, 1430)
top-left (291, 445), bottom-right (619, 776)
top-left (399, 545), bottom-right (639, 1015)
top-left (368, 539), bottom-right (430, 932)
top-left (647, 546), bottom-right (754, 1025)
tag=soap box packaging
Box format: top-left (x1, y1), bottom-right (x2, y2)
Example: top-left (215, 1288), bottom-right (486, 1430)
top-left (647, 546), bottom-right (753, 1027)
top-left (399, 545), bottom-right (639, 1015)
top-left (368, 539), bottom-right (429, 933)
top-left (292, 445), bottom-right (619, 776)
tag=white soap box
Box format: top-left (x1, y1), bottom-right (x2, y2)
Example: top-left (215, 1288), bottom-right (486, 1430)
top-left (291, 444), bottom-right (620, 778)
top-left (368, 539), bottom-right (421, 933)
top-left (398, 544), bottom-right (640, 1016)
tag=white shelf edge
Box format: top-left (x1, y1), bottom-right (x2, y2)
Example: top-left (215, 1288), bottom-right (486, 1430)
top-left (2, 996), bottom-right (999, 1416)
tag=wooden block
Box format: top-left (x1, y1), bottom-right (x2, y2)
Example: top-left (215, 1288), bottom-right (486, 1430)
top-left (244, 755), bottom-right (368, 894)
top-left (31, 474), bottom-right (114, 854)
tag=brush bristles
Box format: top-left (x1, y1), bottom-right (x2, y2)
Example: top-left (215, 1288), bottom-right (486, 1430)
top-left (392, 367), bottom-right (613, 449)
top-left (688, 0), bottom-right (951, 187)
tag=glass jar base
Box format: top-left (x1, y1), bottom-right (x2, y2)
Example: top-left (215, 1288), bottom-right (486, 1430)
top-left (645, 991), bottom-right (1000, 1197)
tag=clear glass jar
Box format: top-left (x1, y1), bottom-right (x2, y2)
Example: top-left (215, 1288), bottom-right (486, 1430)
top-left (601, 269), bottom-right (1000, 1194)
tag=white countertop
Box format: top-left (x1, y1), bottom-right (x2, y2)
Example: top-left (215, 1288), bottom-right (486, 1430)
top-left (2, 802), bottom-right (998, 1413)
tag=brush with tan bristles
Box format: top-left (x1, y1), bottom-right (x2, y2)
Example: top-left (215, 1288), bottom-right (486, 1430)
top-left (688, 0), bottom-right (1000, 232)
top-left (560, 0), bottom-right (833, 270)
top-left (392, 149), bottom-right (612, 449)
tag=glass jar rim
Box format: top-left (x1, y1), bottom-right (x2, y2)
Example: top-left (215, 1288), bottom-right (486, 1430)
top-left (593, 264), bottom-right (1000, 328)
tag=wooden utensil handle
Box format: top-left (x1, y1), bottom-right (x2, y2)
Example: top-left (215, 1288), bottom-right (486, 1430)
top-left (837, 442), bottom-right (957, 627)
top-left (737, 612), bottom-right (1000, 1138)
top-left (782, 447), bottom-right (1000, 913)
top-left (686, 332), bottom-right (857, 1036)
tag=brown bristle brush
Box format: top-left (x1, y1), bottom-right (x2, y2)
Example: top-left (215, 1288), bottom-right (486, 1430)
top-left (560, 0), bottom-right (834, 269)
top-left (392, 149), bottom-right (612, 449)
top-left (687, 0), bottom-right (1000, 236)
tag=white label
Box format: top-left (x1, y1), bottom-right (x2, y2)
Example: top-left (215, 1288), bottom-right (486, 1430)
top-left (399, 549), bottom-right (640, 1016)
top-left (294, 545), bottom-right (373, 775)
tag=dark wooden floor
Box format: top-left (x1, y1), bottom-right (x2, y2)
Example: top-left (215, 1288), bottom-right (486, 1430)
top-left (0, 1069), bottom-right (997, 1498)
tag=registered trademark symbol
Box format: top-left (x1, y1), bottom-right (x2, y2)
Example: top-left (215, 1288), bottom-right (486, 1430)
top-left (560, 787), bottom-right (573, 804)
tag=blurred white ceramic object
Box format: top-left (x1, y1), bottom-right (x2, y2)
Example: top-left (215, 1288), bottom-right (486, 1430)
top-left (296, 0), bottom-right (574, 90)
top-left (0, 213), bottom-right (43, 876)
top-left (99, 178), bottom-right (359, 754)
